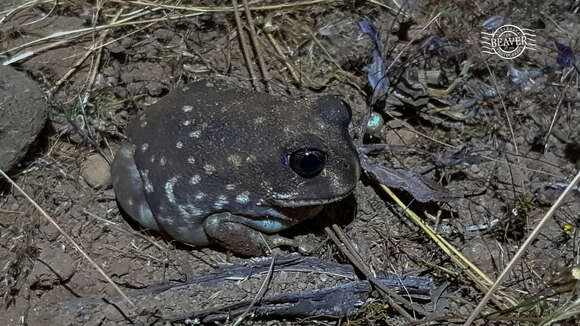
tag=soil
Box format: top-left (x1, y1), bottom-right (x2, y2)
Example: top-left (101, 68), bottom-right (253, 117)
top-left (1, 0), bottom-right (580, 325)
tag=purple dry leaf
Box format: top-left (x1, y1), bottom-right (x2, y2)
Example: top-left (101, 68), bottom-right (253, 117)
top-left (358, 144), bottom-right (462, 202)
top-left (555, 41), bottom-right (576, 67)
top-left (482, 16), bottom-right (504, 31)
top-left (358, 18), bottom-right (382, 55)
top-left (358, 18), bottom-right (389, 104)
top-left (359, 155), bottom-right (461, 202)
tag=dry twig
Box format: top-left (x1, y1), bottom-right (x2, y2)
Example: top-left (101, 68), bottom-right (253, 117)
top-left (242, 0), bottom-right (271, 92)
top-left (231, 0), bottom-right (258, 90)
top-left (324, 224), bottom-right (421, 320)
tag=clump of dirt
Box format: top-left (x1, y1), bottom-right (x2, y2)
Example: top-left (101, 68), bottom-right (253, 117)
top-left (1, 0), bottom-right (580, 325)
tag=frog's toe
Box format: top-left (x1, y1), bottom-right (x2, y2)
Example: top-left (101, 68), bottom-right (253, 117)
top-left (111, 144), bottom-right (160, 231)
top-left (268, 235), bottom-right (314, 255)
top-left (295, 239), bottom-right (315, 255)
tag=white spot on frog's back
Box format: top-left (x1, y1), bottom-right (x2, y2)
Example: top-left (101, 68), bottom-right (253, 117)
top-left (227, 154), bottom-right (242, 168)
top-left (213, 195), bottom-right (229, 209)
top-left (160, 156), bottom-right (167, 166)
top-left (254, 116), bottom-right (265, 125)
top-left (225, 184), bottom-right (236, 190)
top-left (176, 141), bottom-right (183, 149)
top-left (182, 105), bottom-right (193, 112)
top-left (155, 212), bottom-right (174, 226)
top-left (203, 164), bottom-right (216, 175)
top-left (178, 204), bottom-right (204, 218)
top-left (190, 174), bottom-right (201, 185)
top-left (165, 176), bottom-right (179, 204)
top-left (236, 191), bottom-right (250, 204)
top-left (260, 180), bottom-right (272, 191)
top-left (128, 162), bottom-right (140, 179)
top-left (137, 202), bottom-right (156, 229)
top-left (245, 154), bottom-right (257, 164)
top-left (141, 169), bottom-right (154, 193)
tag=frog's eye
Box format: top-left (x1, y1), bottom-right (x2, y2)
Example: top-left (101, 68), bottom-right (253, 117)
top-left (286, 148), bottom-right (326, 178)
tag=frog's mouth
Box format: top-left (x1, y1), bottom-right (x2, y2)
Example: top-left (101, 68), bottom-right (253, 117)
top-left (266, 187), bottom-right (354, 208)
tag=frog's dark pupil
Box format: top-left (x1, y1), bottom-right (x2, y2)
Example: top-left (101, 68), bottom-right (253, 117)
top-left (288, 148), bottom-right (326, 178)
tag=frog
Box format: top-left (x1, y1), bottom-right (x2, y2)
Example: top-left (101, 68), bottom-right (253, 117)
top-left (111, 80), bottom-right (360, 256)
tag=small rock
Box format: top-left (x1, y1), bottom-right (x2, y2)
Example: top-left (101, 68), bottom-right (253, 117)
top-left (154, 28), bottom-right (175, 43)
top-left (146, 81), bottom-right (167, 97)
top-left (82, 154), bottom-right (111, 189)
top-left (67, 133), bottom-right (85, 144)
top-left (0, 65), bottom-right (47, 171)
top-left (366, 112), bottom-right (384, 136)
top-left (114, 86), bottom-right (128, 98)
top-left (92, 73), bottom-right (107, 90)
top-left (127, 81), bottom-right (145, 96)
top-left (461, 238), bottom-right (501, 275)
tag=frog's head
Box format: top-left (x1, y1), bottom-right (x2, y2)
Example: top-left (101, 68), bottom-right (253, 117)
top-left (264, 96), bottom-right (360, 209)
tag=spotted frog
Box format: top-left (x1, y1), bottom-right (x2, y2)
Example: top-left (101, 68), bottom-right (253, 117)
top-left (111, 80), bottom-right (360, 256)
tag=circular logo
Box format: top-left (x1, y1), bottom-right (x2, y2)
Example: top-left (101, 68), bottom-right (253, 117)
top-left (490, 25), bottom-right (528, 59)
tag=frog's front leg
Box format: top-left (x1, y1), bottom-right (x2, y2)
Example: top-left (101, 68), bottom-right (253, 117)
top-left (203, 213), bottom-right (311, 256)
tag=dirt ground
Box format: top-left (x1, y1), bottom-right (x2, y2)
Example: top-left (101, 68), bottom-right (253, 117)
top-left (1, 0), bottom-right (580, 325)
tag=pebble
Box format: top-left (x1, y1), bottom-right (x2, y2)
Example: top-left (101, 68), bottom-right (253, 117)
top-left (81, 154), bottom-right (111, 189)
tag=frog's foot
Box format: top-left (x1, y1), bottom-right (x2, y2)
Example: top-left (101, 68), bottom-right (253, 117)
top-left (203, 213), bottom-right (310, 256)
